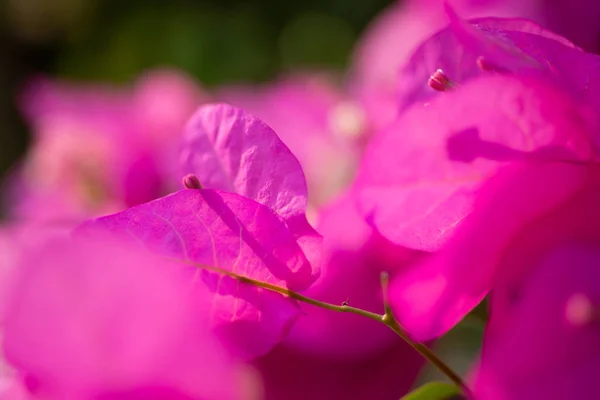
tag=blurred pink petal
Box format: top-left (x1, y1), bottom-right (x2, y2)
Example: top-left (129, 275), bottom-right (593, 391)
top-left (255, 341), bottom-right (423, 400)
top-left (2, 234), bottom-right (242, 400)
top-left (399, 14), bottom-right (600, 111)
top-left (486, 171), bottom-right (600, 341)
top-left (283, 191), bottom-right (425, 357)
top-left (389, 162), bottom-right (589, 341)
top-left (8, 69), bottom-right (206, 223)
top-left (350, 0), bottom-right (600, 129)
top-left (81, 189), bottom-right (318, 359)
top-left (473, 244), bottom-right (600, 399)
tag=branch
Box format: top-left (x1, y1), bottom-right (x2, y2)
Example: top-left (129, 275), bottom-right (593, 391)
top-left (179, 258), bottom-right (471, 396)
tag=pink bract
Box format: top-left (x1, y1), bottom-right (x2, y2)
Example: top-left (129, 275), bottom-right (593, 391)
top-left (179, 102), bottom-right (324, 272)
top-left (255, 340), bottom-right (423, 400)
top-left (282, 191), bottom-right (425, 357)
top-left (180, 103), bottom-right (309, 222)
top-left (350, 0), bottom-right (600, 129)
top-left (399, 13), bottom-right (600, 112)
top-left (81, 189), bottom-right (318, 359)
top-left (356, 73), bottom-right (595, 340)
top-left (473, 244), bottom-right (600, 399)
top-left (8, 69), bottom-right (205, 223)
top-left (357, 74), bottom-right (593, 252)
top-left (217, 74), bottom-right (363, 208)
top-left (484, 170), bottom-right (600, 342)
top-left (2, 234), bottom-right (244, 400)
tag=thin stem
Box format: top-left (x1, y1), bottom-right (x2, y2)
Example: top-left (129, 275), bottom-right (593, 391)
top-left (379, 272), bottom-right (472, 397)
top-left (179, 258), bottom-right (382, 322)
top-left (383, 316), bottom-right (472, 397)
top-left (180, 259), bottom-right (469, 395)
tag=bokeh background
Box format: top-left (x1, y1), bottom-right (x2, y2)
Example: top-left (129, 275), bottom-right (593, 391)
top-left (0, 0), bottom-right (393, 182)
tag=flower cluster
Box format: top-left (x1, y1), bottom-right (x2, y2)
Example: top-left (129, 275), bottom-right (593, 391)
top-left (2, 1), bottom-right (600, 399)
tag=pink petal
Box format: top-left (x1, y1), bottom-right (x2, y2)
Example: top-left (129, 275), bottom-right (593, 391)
top-left (282, 191), bottom-right (426, 357)
top-left (356, 74), bottom-right (593, 253)
top-left (399, 14), bottom-right (600, 111)
top-left (255, 340), bottom-right (423, 400)
top-left (10, 74), bottom-right (186, 223)
top-left (486, 171), bottom-right (600, 342)
top-left (81, 189), bottom-right (318, 358)
top-left (473, 244), bottom-right (600, 399)
top-left (357, 74), bottom-right (595, 340)
top-left (389, 162), bottom-right (589, 341)
top-left (217, 74), bottom-right (363, 208)
top-left (179, 103), bottom-right (324, 274)
top-left (2, 234), bottom-right (240, 399)
top-left (180, 103), bottom-right (308, 222)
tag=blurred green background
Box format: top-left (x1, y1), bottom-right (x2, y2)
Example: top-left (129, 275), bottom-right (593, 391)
top-left (0, 0), bottom-right (394, 179)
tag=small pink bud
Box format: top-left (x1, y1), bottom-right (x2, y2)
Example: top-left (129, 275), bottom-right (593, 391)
top-left (182, 174), bottom-right (202, 190)
top-left (428, 69), bottom-right (453, 92)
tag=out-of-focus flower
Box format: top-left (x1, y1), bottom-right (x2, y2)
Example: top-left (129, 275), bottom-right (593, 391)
top-left (81, 188), bottom-right (317, 360)
top-left (7, 69), bottom-right (206, 223)
top-left (354, 15), bottom-right (600, 341)
top-left (81, 104), bottom-right (326, 359)
top-left (2, 233), bottom-right (249, 400)
top-left (217, 73), bottom-right (365, 210)
top-left (282, 191), bottom-right (424, 357)
top-left (398, 12), bottom-right (600, 112)
top-left (473, 243), bottom-right (600, 399)
top-left (253, 191), bottom-right (426, 399)
top-left (349, 0), bottom-right (600, 130)
top-left (256, 340), bottom-right (423, 400)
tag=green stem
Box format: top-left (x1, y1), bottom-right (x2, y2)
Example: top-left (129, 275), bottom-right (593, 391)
top-left (181, 259), bottom-right (470, 395)
top-left (379, 272), bottom-right (472, 396)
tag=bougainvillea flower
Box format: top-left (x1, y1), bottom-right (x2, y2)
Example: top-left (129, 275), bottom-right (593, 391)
top-left (473, 243), bottom-right (600, 399)
top-left (7, 69), bottom-right (205, 223)
top-left (249, 191), bottom-right (425, 399)
top-left (350, 0), bottom-right (600, 129)
top-left (356, 72), bottom-right (596, 340)
top-left (2, 233), bottom-right (247, 400)
top-left (80, 188), bottom-right (317, 359)
top-left (399, 13), bottom-right (600, 112)
top-left (0, 223), bottom-right (72, 323)
top-left (180, 103), bottom-right (324, 269)
top-left (217, 74), bottom-right (364, 209)
top-left (483, 170), bottom-right (600, 342)
top-left (180, 103), bottom-right (308, 222)
top-left (281, 191), bottom-right (425, 357)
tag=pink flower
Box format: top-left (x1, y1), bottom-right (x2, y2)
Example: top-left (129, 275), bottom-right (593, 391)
top-left (253, 191), bottom-right (426, 399)
top-left (80, 189), bottom-right (316, 360)
top-left (473, 243), bottom-right (600, 399)
top-left (398, 12), bottom-right (600, 112)
top-left (349, 0), bottom-right (600, 130)
top-left (80, 104), bottom-right (328, 359)
top-left (217, 73), bottom-right (365, 209)
top-left (179, 103), bottom-right (323, 274)
top-left (2, 233), bottom-right (248, 400)
top-left (255, 341), bottom-right (423, 400)
top-left (7, 69), bottom-right (206, 223)
top-left (355, 20), bottom-right (599, 339)
top-left (282, 191), bottom-right (425, 357)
